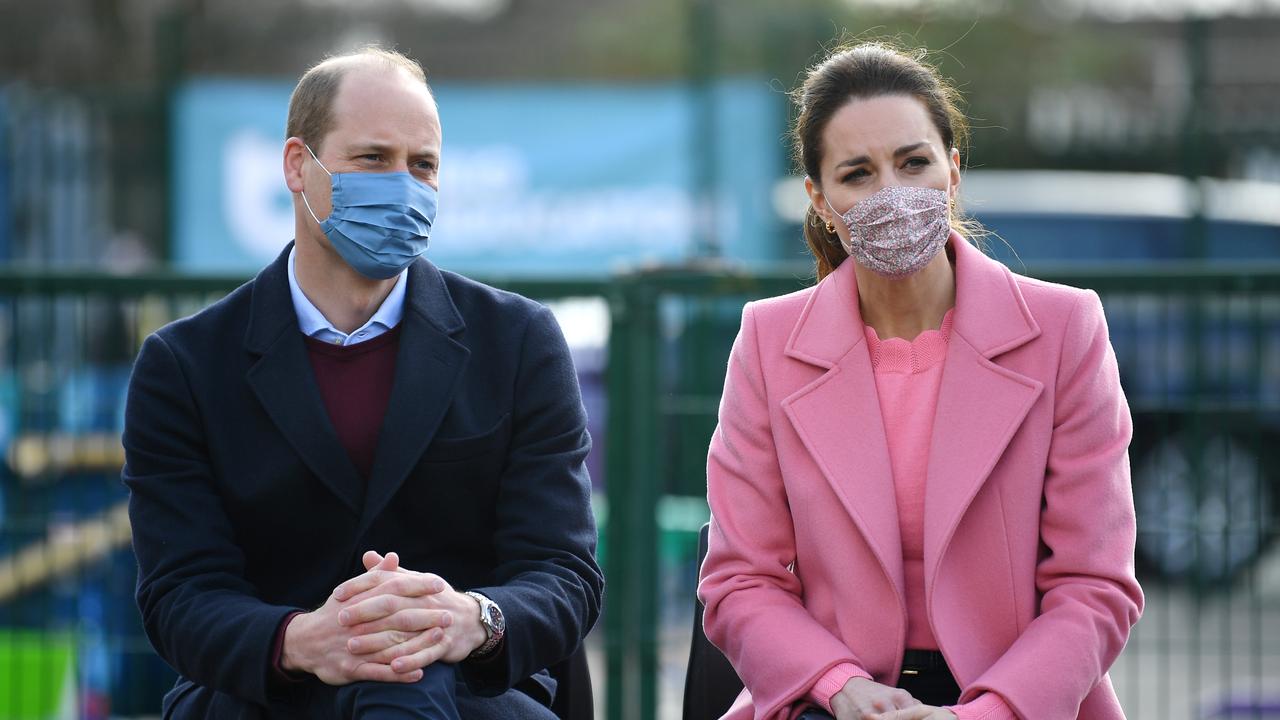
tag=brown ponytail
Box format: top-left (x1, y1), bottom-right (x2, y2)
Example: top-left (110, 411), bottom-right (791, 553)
top-left (802, 205), bottom-right (849, 280)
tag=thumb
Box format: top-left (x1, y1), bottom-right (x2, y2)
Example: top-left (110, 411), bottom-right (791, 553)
top-left (362, 550), bottom-right (400, 572)
top-left (873, 708), bottom-right (930, 720)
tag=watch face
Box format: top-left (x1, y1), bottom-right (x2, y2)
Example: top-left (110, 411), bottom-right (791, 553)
top-left (486, 602), bottom-right (505, 632)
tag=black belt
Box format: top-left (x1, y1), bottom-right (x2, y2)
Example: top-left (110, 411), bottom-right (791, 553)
top-left (900, 649), bottom-right (949, 676)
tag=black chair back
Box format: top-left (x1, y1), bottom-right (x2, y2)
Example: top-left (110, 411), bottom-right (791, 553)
top-left (550, 643), bottom-right (594, 720)
top-left (682, 522), bottom-right (746, 720)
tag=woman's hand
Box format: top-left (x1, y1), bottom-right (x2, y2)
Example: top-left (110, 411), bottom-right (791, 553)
top-left (872, 706), bottom-right (957, 720)
top-left (830, 677), bottom-right (920, 719)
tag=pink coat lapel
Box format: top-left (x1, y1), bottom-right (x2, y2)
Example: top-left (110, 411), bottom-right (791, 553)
top-left (780, 250), bottom-right (904, 602)
top-left (779, 234), bottom-right (1045, 608)
top-left (923, 236), bottom-right (1044, 590)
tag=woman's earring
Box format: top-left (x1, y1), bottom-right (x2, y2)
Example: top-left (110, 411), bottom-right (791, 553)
top-left (825, 221), bottom-right (836, 234)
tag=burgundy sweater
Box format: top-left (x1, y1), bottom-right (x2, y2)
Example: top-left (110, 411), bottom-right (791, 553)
top-left (303, 325), bottom-right (401, 480)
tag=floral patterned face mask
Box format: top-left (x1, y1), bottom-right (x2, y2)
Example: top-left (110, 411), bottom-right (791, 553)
top-left (826, 185), bottom-right (951, 278)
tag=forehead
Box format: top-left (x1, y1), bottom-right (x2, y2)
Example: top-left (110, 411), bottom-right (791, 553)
top-left (327, 65), bottom-right (441, 151)
top-left (821, 94), bottom-right (941, 160)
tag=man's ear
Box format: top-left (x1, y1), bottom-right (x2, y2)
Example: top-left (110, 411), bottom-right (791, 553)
top-left (283, 137), bottom-right (308, 194)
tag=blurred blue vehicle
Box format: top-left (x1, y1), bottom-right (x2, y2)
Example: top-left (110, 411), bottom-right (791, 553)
top-left (968, 171), bottom-right (1280, 585)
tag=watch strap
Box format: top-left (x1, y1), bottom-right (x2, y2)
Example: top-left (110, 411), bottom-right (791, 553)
top-left (464, 591), bottom-right (504, 659)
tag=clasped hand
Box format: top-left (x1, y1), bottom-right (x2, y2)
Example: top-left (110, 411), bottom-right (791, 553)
top-left (281, 551), bottom-right (488, 685)
top-left (830, 677), bottom-right (957, 720)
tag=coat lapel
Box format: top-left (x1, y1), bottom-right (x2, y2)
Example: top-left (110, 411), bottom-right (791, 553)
top-left (779, 235), bottom-right (1050, 606)
top-left (922, 235), bottom-right (1044, 589)
top-left (357, 259), bottom-right (469, 536)
top-left (244, 244), bottom-right (363, 515)
top-left (781, 260), bottom-right (905, 599)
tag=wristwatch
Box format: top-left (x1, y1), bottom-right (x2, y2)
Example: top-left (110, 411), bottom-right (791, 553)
top-left (464, 591), bottom-right (506, 659)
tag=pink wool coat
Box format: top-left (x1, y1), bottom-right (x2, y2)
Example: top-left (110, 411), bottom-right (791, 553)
top-left (698, 234), bottom-right (1144, 720)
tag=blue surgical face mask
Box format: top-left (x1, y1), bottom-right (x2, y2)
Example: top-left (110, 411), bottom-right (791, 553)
top-left (300, 144), bottom-right (438, 280)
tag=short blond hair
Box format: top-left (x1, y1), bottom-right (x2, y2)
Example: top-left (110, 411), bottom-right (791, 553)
top-left (286, 47), bottom-right (430, 154)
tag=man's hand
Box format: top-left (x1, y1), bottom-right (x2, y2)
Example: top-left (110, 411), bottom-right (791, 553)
top-left (280, 552), bottom-right (426, 685)
top-left (831, 677), bottom-right (921, 720)
top-left (331, 550), bottom-right (490, 675)
top-left (872, 706), bottom-right (957, 720)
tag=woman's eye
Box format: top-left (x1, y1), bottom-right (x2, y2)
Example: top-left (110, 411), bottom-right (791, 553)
top-left (904, 156), bottom-right (931, 168)
top-left (842, 168), bottom-right (870, 183)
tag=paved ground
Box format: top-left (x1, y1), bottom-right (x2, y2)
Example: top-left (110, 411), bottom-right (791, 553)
top-left (1110, 547), bottom-right (1280, 720)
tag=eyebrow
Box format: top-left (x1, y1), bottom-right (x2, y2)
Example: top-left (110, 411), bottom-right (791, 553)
top-left (346, 142), bottom-right (440, 162)
top-left (835, 141), bottom-right (931, 169)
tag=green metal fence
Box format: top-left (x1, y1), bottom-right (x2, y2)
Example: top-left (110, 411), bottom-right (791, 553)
top-left (0, 262), bottom-right (1278, 719)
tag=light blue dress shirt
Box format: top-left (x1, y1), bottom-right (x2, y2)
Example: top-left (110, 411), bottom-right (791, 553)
top-left (287, 247), bottom-right (407, 346)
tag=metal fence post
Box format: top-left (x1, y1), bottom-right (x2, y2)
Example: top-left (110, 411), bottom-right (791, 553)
top-left (604, 273), bottom-right (661, 720)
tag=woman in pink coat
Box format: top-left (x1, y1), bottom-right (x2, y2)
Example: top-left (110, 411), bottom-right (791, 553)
top-left (698, 43), bottom-right (1144, 720)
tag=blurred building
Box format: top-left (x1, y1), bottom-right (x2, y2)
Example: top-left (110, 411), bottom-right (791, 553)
top-left (1, 0), bottom-right (1278, 268)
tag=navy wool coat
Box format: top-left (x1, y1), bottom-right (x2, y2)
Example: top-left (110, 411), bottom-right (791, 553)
top-left (123, 244), bottom-right (603, 715)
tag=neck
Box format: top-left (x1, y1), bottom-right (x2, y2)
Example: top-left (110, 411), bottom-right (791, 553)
top-left (293, 237), bottom-right (398, 335)
top-left (854, 248), bottom-right (955, 341)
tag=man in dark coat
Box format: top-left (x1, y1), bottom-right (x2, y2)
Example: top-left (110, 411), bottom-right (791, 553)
top-left (122, 47), bottom-right (602, 719)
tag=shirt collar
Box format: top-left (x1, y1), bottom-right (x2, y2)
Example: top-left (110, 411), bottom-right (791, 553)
top-left (287, 246), bottom-right (408, 345)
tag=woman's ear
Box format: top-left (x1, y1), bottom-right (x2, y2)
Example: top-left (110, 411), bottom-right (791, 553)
top-left (804, 176), bottom-right (832, 226)
top-left (948, 147), bottom-right (962, 201)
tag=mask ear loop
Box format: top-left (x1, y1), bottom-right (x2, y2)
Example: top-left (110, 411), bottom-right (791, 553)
top-left (824, 197), bottom-right (855, 253)
top-left (299, 143), bottom-right (333, 226)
